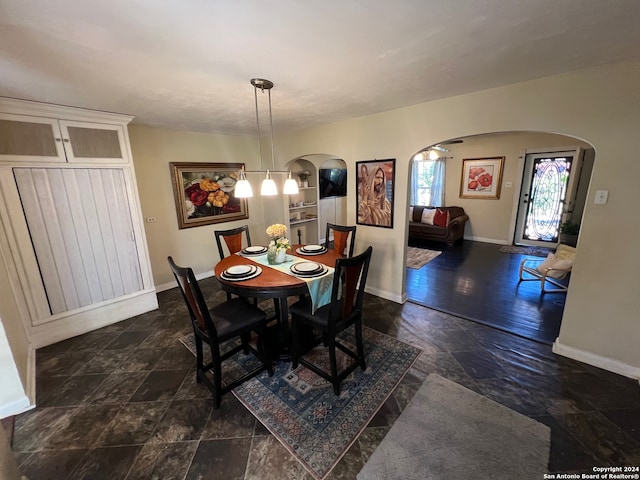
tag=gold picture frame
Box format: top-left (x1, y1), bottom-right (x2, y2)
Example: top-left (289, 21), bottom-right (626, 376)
top-left (170, 162), bottom-right (249, 229)
top-left (459, 157), bottom-right (505, 199)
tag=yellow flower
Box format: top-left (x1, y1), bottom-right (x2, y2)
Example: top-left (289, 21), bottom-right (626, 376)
top-left (266, 223), bottom-right (287, 238)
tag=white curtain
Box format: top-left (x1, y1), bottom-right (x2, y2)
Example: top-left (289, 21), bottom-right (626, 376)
top-left (431, 157), bottom-right (446, 206)
top-left (410, 159), bottom-right (421, 205)
top-left (410, 156), bottom-right (446, 206)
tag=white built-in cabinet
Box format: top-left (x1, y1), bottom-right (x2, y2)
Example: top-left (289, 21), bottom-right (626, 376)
top-left (0, 114), bottom-right (128, 164)
top-left (284, 159), bottom-right (320, 245)
top-left (0, 98), bottom-right (157, 348)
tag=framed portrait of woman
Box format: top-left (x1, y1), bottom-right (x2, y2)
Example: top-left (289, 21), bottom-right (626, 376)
top-left (356, 159), bottom-right (395, 228)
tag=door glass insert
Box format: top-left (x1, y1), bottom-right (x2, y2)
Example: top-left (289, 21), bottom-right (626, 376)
top-left (522, 156), bottom-right (572, 243)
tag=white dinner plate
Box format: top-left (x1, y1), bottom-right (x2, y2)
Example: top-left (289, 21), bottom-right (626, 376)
top-left (226, 265), bottom-right (253, 276)
top-left (244, 246), bottom-right (267, 253)
top-left (292, 261), bottom-right (322, 273)
top-left (290, 265), bottom-right (328, 278)
top-left (302, 244), bottom-right (324, 252)
top-left (220, 266), bottom-right (262, 282)
top-left (295, 247), bottom-right (327, 256)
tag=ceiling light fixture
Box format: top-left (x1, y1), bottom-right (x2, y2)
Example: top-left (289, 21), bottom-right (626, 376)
top-left (234, 78), bottom-right (299, 198)
top-left (428, 149), bottom-right (440, 160)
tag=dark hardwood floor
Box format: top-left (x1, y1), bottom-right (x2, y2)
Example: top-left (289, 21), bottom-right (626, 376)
top-left (406, 240), bottom-right (565, 344)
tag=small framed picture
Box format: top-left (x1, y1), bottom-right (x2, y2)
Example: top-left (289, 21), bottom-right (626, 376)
top-left (170, 162), bottom-right (249, 229)
top-left (356, 159), bottom-right (395, 228)
top-left (459, 157), bottom-right (505, 199)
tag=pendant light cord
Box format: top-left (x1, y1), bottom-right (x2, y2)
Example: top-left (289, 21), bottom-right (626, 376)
top-left (268, 87), bottom-right (275, 171)
top-left (254, 83), bottom-right (264, 171)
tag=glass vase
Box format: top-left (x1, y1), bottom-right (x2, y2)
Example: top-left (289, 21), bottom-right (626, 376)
top-left (267, 245), bottom-right (278, 265)
top-left (275, 248), bottom-right (286, 264)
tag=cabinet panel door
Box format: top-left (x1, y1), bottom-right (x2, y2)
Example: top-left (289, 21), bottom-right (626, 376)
top-left (0, 114), bottom-right (65, 162)
top-left (59, 121), bottom-right (128, 163)
top-left (14, 167), bottom-right (143, 316)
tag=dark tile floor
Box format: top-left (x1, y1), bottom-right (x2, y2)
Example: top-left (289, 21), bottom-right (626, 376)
top-left (7, 277), bottom-right (640, 479)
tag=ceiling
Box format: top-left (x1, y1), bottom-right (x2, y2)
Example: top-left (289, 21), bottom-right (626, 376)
top-left (2, 0), bottom-right (640, 136)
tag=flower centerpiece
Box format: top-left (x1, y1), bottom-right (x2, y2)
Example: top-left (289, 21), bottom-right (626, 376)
top-left (266, 223), bottom-right (291, 264)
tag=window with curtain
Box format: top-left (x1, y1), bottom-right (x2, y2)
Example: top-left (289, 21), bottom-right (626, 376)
top-left (410, 153), bottom-right (446, 206)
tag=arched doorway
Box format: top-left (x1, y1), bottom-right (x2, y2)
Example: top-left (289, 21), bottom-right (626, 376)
top-left (404, 131), bottom-right (594, 344)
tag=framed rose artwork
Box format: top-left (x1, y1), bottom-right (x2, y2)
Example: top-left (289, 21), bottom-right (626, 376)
top-left (356, 159), bottom-right (395, 228)
top-left (170, 162), bottom-right (249, 229)
top-left (459, 157), bottom-right (505, 199)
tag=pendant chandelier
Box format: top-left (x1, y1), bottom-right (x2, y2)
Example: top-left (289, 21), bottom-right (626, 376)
top-left (234, 78), bottom-right (299, 198)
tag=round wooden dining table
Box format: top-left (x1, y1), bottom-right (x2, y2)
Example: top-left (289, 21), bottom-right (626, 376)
top-left (214, 245), bottom-right (342, 360)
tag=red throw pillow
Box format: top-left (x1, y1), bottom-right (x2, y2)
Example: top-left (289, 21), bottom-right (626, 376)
top-left (434, 208), bottom-right (449, 227)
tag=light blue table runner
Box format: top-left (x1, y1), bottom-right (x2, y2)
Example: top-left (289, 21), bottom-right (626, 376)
top-left (241, 253), bottom-right (334, 312)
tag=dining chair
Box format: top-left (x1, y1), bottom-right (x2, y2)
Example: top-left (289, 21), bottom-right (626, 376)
top-left (214, 224), bottom-right (256, 303)
top-left (289, 245), bottom-right (373, 395)
top-left (168, 256), bottom-right (272, 409)
top-left (215, 224), bottom-right (251, 259)
top-left (324, 223), bottom-right (357, 257)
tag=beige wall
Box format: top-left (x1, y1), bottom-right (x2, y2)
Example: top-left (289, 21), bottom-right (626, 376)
top-left (128, 126), bottom-right (268, 289)
top-left (124, 62), bottom-right (638, 380)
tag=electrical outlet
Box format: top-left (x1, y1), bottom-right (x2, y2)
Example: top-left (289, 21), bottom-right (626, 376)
top-left (594, 190), bottom-right (608, 205)
top-left (145, 216), bottom-right (157, 223)
top-left (505, 181), bottom-right (513, 188)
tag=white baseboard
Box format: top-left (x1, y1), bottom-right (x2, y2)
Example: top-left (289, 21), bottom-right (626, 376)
top-left (553, 339), bottom-right (640, 381)
top-left (0, 395), bottom-right (32, 419)
top-left (464, 236), bottom-right (509, 245)
top-left (365, 285), bottom-right (403, 304)
top-left (155, 270), bottom-right (215, 293)
top-left (30, 289), bottom-right (159, 348)
top-left (26, 343), bottom-right (36, 407)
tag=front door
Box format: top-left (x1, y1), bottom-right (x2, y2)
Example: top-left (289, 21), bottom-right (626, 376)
top-left (514, 149), bottom-right (583, 247)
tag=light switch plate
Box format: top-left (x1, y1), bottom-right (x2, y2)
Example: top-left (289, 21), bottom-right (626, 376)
top-left (594, 190), bottom-right (608, 204)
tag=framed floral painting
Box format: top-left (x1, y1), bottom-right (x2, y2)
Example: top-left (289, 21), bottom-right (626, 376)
top-left (356, 159), bottom-right (395, 228)
top-left (459, 157), bottom-right (505, 199)
top-left (170, 162), bottom-right (248, 229)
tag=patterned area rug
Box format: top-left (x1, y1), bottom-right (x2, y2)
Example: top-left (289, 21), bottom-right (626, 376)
top-left (180, 327), bottom-right (421, 480)
top-left (499, 245), bottom-right (553, 257)
top-left (406, 246), bottom-right (442, 269)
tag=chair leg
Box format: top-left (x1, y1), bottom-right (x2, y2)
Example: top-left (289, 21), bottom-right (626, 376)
top-left (241, 332), bottom-right (250, 354)
top-left (258, 326), bottom-right (273, 376)
top-left (291, 316), bottom-right (300, 369)
top-left (328, 336), bottom-right (340, 395)
top-left (195, 336), bottom-right (204, 383)
top-left (355, 320), bottom-right (366, 371)
top-left (213, 359), bottom-right (222, 409)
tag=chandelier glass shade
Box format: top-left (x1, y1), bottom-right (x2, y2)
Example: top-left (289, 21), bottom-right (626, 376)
top-left (234, 78), bottom-right (299, 198)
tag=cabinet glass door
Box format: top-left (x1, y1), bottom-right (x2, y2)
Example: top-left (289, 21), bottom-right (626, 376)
top-left (59, 121), bottom-right (127, 163)
top-left (0, 114), bottom-right (65, 162)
